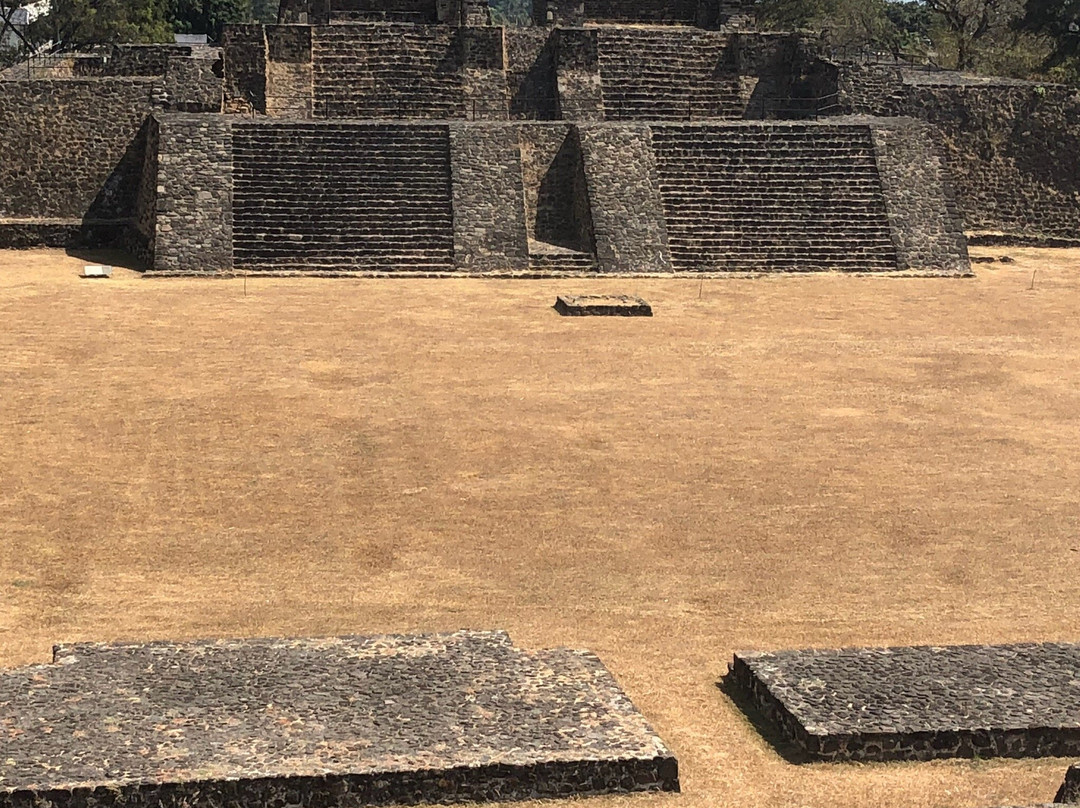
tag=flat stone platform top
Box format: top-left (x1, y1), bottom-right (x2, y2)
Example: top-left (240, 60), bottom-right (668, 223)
top-left (554, 295), bottom-right (652, 316)
top-left (729, 642), bottom-right (1080, 762)
top-left (0, 631), bottom-right (677, 805)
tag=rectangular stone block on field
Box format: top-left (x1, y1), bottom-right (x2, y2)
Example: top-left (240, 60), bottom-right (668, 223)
top-left (554, 295), bottom-right (652, 316)
top-left (1057, 763), bottom-right (1080, 802)
top-left (727, 642), bottom-right (1080, 762)
top-left (0, 631), bottom-right (678, 808)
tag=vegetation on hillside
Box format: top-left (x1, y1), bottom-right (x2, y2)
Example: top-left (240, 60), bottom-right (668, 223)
top-left (3, 0), bottom-right (1076, 84)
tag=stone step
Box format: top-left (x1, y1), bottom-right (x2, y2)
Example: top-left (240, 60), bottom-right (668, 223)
top-left (0, 632), bottom-right (678, 804)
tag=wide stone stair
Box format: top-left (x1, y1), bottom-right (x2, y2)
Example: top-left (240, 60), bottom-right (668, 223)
top-left (652, 123), bottom-right (900, 272)
top-left (232, 122), bottom-right (455, 271)
top-left (585, 0), bottom-right (697, 23)
top-left (597, 29), bottom-right (745, 120)
top-left (312, 25), bottom-right (465, 119)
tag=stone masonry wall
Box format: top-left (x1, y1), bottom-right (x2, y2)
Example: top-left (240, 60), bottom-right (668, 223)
top-left (223, 25), bottom-right (267, 112)
top-left (164, 55), bottom-right (223, 112)
top-left (449, 124), bottom-right (530, 270)
top-left (266, 25), bottom-right (313, 117)
top-left (555, 28), bottom-right (602, 121)
top-left (153, 114), bottom-right (233, 271)
top-left (832, 64), bottom-right (1080, 239)
top-left (579, 124), bottom-right (672, 272)
top-left (122, 115), bottom-right (160, 266)
top-left (0, 78), bottom-right (160, 223)
top-left (870, 119), bottom-right (969, 274)
top-left (505, 28), bottom-right (558, 120)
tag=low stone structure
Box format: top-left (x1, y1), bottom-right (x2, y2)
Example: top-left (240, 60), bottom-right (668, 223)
top-left (0, 630), bottom-right (678, 808)
top-left (554, 294), bottom-right (652, 315)
top-left (727, 642), bottom-right (1080, 762)
top-left (1058, 764), bottom-right (1080, 802)
top-left (1, 0), bottom-right (1076, 271)
top-left (145, 116), bottom-right (969, 275)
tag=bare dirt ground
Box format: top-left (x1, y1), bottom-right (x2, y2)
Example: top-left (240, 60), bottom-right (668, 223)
top-left (1, 246), bottom-right (1079, 808)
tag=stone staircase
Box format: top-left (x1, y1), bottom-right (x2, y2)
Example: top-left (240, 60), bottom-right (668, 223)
top-left (312, 25), bottom-right (465, 118)
top-left (232, 122), bottom-right (455, 271)
top-left (651, 124), bottom-right (899, 272)
top-left (585, 0), bottom-right (697, 23)
top-left (597, 29), bottom-right (745, 120)
top-left (528, 240), bottom-right (597, 271)
top-left (329, 0), bottom-right (438, 23)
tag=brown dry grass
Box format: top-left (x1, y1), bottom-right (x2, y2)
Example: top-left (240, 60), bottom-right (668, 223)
top-left (1, 247), bottom-right (1080, 808)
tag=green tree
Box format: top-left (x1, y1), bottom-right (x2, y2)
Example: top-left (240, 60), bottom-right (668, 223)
top-left (1017, 0), bottom-right (1080, 70)
top-left (33, 0), bottom-right (171, 50)
top-left (169, 0), bottom-right (252, 40)
top-left (755, 0), bottom-right (898, 51)
top-left (922, 0), bottom-right (1025, 69)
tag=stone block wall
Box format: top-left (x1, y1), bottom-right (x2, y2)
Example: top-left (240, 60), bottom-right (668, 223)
top-left (830, 64), bottom-right (1080, 239)
top-left (449, 123), bottom-right (530, 270)
top-left (554, 28), bottom-right (602, 121)
top-left (122, 115), bottom-right (160, 266)
top-left (223, 25), bottom-right (267, 112)
top-left (153, 114), bottom-right (234, 271)
top-left (520, 123), bottom-right (595, 256)
top-left (266, 25), bottom-right (313, 117)
top-left (506, 28), bottom-right (558, 119)
top-left (144, 118), bottom-right (966, 275)
top-left (870, 119), bottom-right (969, 274)
top-left (0, 78), bottom-right (160, 246)
top-left (164, 56), bottom-right (224, 112)
top-left (578, 124), bottom-right (672, 272)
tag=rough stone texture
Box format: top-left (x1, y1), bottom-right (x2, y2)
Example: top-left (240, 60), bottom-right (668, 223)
top-left (554, 294), bottom-right (652, 315)
top-left (266, 25), bottom-right (314, 117)
top-left (462, 27), bottom-right (507, 120)
top-left (505, 27), bottom-right (558, 120)
top-left (579, 124), bottom-right (672, 272)
top-left (0, 78), bottom-right (159, 248)
top-left (554, 28), bottom-right (602, 122)
top-left (223, 24), bottom-right (267, 113)
top-left (0, 631), bottom-right (678, 807)
top-left (652, 121), bottom-right (901, 272)
top-left (1057, 764), bottom-right (1080, 803)
top-left (869, 118), bottom-right (970, 274)
top-left (230, 121), bottom-right (454, 271)
top-left (153, 114), bottom-right (233, 272)
top-left (163, 55), bottom-right (223, 112)
top-left (311, 25), bottom-right (465, 118)
top-left (0, 78), bottom-right (158, 221)
top-left (830, 64), bottom-right (1080, 240)
top-left (449, 123), bottom-right (530, 270)
top-left (728, 642), bottom-right (1080, 762)
top-left (122, 116), bottom-right (159, 267)
top-left (520, 123), bottom-right (595, 267)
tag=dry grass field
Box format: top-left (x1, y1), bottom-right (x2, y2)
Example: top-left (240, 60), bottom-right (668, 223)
top-left (1, 247), bottom-right (1079, 808)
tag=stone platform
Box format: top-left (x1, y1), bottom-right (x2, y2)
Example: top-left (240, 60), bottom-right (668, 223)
top-left (554, 295), bottom-right (653, 316)
top-left (0, 631), bottom-right (678, 808)
top-left (1057, 763), bottom-right (1080, 802)
top-left (727, 642), bottom-right (1080, 762)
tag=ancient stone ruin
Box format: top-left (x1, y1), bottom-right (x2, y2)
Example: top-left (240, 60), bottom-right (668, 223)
top-left (0, 0), bottom-right (1077, 273)
top-left (726, 642), bottom-right (1080, 763)
top-left (0, 631), bottom-right (678, 807)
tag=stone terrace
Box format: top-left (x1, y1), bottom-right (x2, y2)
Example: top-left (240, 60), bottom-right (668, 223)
top-left (0, 631), bottom-right (677, 807)
top-left (727, 642), bottom-right (1080, 762)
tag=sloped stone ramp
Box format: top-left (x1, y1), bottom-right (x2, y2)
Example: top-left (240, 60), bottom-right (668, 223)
top-left (0, 631), bottom-right (677, 807)
top-left (727, 642), bottom-right (1080, 762)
